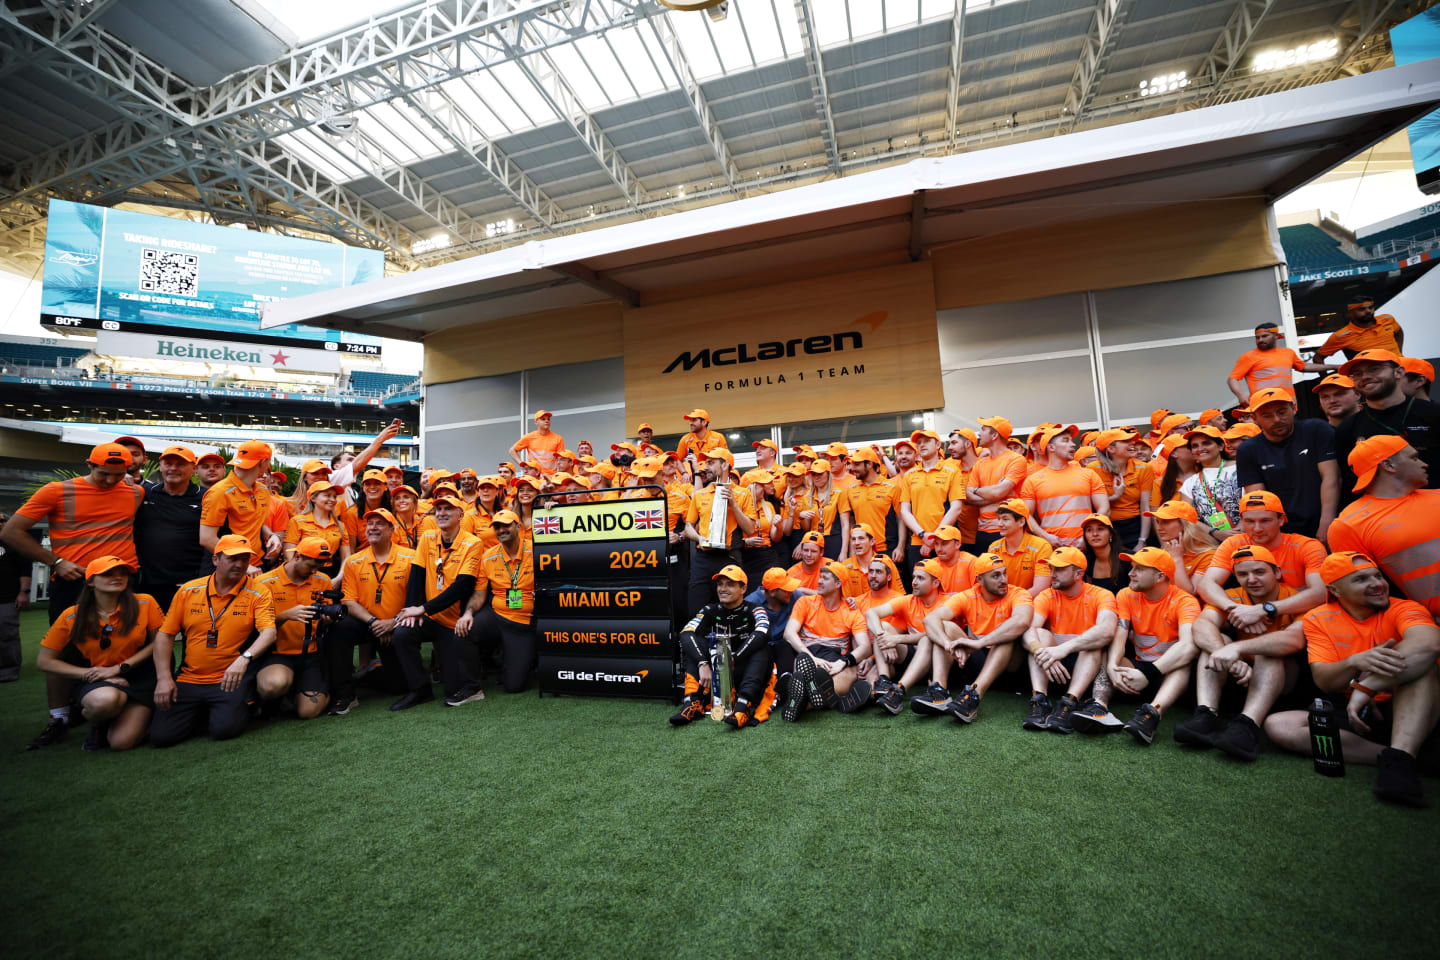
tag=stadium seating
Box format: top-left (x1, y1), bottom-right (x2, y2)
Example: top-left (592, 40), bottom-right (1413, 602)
top-left (0, 340), bottom-right (90, 368)
top-left (349, 370), bottom-right (420, 394)
top-left (1277, 223), bottom-right (1352, 272)
top-left (1357, 210), bottom-right (1440, 252)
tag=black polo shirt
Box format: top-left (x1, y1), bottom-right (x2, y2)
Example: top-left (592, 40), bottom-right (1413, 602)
top-left (134, 482), bottom-right (205, 587)
top-left (1333, 395), bottom-right (1440, 502)
top-left (1235, 418), bottom-right (1336, 537)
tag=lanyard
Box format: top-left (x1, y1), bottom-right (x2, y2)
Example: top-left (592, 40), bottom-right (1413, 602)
top-left (1363, 397), bottom-right (1413, 437)
top-left (370, 558), bottom-right (391, 603)
top-left (498, 545), bottom-right (524, 589)
top-left (1197, 466), bottom-right (1221, 507)
top-left (205, 577), bottom-right (241, 646)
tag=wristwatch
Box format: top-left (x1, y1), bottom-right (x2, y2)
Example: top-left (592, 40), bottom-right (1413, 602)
top-left (1262, 602), bottom-right (1278, 618)
top-left (240, 651), bottom-right (254, 661)
top-left (119, 662), bottom-right (131, 674)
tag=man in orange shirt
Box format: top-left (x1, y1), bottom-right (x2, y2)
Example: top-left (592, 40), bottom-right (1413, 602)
top-left (254, 537), bottom-right (336, 719)
top-left (510, 410), bottom-right (566, 475)
top-left (967, 417), bottom-right (1028, 553)
top-left (457, 509), bottom-right (535, 695)
top-left (199, 439), bottom-right (282, 570)
top-left (331, 508), bottom-right (418, 714)
top-left (944, 428), bottom-right (981, 546)
top-left (1313, 297), bottom-right (1404, 362)
top-left (1020, 425), bottom-right (1108, 548)
top-left (1198, 491), bottom-right (1327, 621)
top-left (1227, 321), bottom-right (1335, 405)
top-left (787, 530), bottom-right (826, 591)
top-left (676, 408), bottom-right (727, 469)
top-left (1172, 544), bottom-right (1306, 761)
top-left (1089, 428), bottom-right (1153, 551)
top-left (915, 553), bottom-right (1033, 723)
top-left (778, 562), bottom-right (872, 722)
top-left (824, 442), bottom-right (856, 492)
top-left (989, 499), bottom-right (1052, 597)
top-left (837, 447), bottom-right (898, 555)
top-left (1089, 547), bottom-right (1200, 745)
top-left (1328, 436), bottom-right (1440, 615)
top-left (923, 525), bottom-right (976, 594)
top-left (1022, 547), bottom-right (1118, 734)
top-left (684, 448), bottom-right (757, 615)
top-left (898, 429), bottom-right (965, 572)
top-left (833, 524), bottom-right (900, 598)
top-left (390, 496), bottom-right (483, 710)
top-left (862, 559), bottom-right (952, 713)
top-left (1264, 552), bottom-right (1440, 806)
top-left (150, 535), bottom-right (277, 746)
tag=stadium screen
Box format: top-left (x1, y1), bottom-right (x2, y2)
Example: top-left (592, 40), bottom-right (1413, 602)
top-left (1391, 10), bottom-right (1440, 194)
top-left (39, 199), bottom-right (385, 355)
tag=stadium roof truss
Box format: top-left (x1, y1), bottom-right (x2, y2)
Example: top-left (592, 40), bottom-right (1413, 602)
top-left (0, 0), bottom-right (1418, 276)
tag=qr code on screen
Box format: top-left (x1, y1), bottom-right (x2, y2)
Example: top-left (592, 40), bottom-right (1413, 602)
top-left (138, 247), bottom-right (199, 297)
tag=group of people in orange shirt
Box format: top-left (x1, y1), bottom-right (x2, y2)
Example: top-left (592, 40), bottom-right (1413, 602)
top-left (3, 296), bottom-right (1437, 805)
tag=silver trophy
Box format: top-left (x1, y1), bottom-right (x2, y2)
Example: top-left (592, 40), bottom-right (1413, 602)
top-left (706, 481), bottom-right (730, 549)
top-left (710, 622), bottom-right (734, 721)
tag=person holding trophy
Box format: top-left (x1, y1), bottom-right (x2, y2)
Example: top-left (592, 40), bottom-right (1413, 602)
top-left (683, 449), bottom-right (758, 617)
top-left (669, 565), bottom-right (774, 729)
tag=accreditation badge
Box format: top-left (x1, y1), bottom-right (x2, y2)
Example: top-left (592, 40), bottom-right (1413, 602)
top-left (506, 588), bottom-right (523, 609)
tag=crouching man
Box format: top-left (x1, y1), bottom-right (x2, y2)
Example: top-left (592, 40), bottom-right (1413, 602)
top-left (669, 565), bottom-right (774, 729)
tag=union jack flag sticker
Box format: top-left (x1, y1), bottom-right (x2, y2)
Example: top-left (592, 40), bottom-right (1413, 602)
top-left (633, 508), bottom-right (664, 530)
top-left (535, 516), bottom-right (562, 536)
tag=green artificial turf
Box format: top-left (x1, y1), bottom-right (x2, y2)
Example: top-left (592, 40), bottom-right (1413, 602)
top-left (3, 606), bottom-right (1436, 959)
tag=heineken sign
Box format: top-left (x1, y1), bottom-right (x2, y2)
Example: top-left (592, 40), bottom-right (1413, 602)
top-left (96, 329), bottom-right (343, 373)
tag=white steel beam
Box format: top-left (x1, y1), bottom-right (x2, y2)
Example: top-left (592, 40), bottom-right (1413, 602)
top-left (793, 0), bottom-right (842, 176)
top-left (1061, 0), bottom-right (1134, 129)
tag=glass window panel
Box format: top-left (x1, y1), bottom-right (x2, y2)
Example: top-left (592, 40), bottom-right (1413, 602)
top-left (424, 373), bottom-right (521, 427)
top-left (1094, 268), bottom-right (1281, 347)
top-left (423, 420), bottom-right (523, 473)
top-left (938, 356), bottom-right (1099, 433)
top-left (1102, 340), bottom-right (1246, 425)
top-left (781, 413), bottom-right (923, 449)
top-left (937, 293), bottom-right (1089, 364)
top-left (527, 358), bottom-right (624, 412)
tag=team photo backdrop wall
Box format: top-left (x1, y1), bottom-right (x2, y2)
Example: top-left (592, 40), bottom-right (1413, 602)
top-left (40, 199), bottom-right (385, 356)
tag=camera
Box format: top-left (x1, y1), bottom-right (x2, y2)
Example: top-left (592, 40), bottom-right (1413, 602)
top-left (310, 588), bottom-right (346, 620)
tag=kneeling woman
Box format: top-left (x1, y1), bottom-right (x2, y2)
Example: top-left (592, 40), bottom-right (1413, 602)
top-left (37, 557), bottom-right (163, 751)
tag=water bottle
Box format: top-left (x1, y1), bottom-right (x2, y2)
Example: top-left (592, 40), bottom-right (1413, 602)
top-left (1308, 698), bottom-right (1344, 777)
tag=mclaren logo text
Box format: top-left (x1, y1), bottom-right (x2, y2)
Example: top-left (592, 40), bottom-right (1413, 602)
top-left (663, 331), bottom-right (863, 373)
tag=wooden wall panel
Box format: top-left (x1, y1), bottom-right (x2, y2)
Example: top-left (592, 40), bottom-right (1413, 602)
top-left (423, 302), bottom-right (623, 386)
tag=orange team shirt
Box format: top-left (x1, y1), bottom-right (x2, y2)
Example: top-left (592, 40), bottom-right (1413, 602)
top-left (1303, 598), bottom-right (1435, 688)
top-left (830, 472), bottom-right (858, 493)
top-left (990, 533), bottom-right (1054, 590)
top-left (1034, 583), bottom-right (1117, 639)
top-left (835, 553), bottom-right (902, 598)
top-left (1316, 315), bottom-right (1402, 360)
top-left (17, 476), bottom-right (144, 567)
top-left (1089, 459), bottom-right (1155, 521)
top-left (390, 513), bottom-right (425, 551)
top-left (478, 542), bottom-right (535, 625)
top-left (789, 593), bottom-right (867, 657)
top-left (1116, 585), bottom-right (1200, 662)
top-left (943, 459), bottom-right (980, 542)
top-left (466, 503), bottom-right (501, 551)
top-left (685, 484), bottom-right (757, 547)
top-left (888, 591), bottom-right (951, 633)
top-left (1211, 533), bottom-right (1325, 590)
top-left (1206, 584), bottom-right (1299, 633)
top-left (199, 472), bottom-right (272, 564)
top-left (1229, 347), bottom-right (1305, 397)
top-left (162, 574), bottom-right (276, 684)
top-left (1184, 549), bottom-right (1216, 582)
top-left (780, 490), bottom-right (815, 535)
top-left (515, 431), bottom-right (566, 474)
top-left (413, 529), bottom-right (484, 629)
top-left (788, 561), bottom-right (824, 591)
top-left (42, 595), bottom-right (163, 667)
top-left (266, 498), bottom-right (294, 540)
top-left (837, 478), bottom-right (899, 551)
top-left (944, 584), bottom-right (1033, 639)
top-left (899, 462), bottom-right (965, 544)
top-left (676, 431), bottom-right (727, 463)
top-left (1021, 465), bottom-right (1106, 546)
top-left (284, 512), bottom-right (347, 559)
top-left (933, 552), bottom-right (977, 594)
top-left (972, 450), bottom-right (1029, 533)
top-left (341, 545), bottom-right (419, 619)
top-left (748, 500), bottom-right (778, 548)
top-left (255, 566), bottom-right (335, 655)
top-left (855, 587), bottom-right (906, 633)
top-left (1328, 490), bottom-right (1440, 616)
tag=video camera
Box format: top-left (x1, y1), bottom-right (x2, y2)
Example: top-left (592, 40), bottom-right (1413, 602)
top-left (310, 588), bottom-right (346, 620)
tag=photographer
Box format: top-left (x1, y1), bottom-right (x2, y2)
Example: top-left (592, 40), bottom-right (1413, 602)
top-left (254, 537), bottom-right (337, 719)
top-left (329, 508), bottom-right (418, 715)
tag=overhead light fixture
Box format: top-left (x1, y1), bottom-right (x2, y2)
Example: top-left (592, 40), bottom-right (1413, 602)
top-left (1139, 71), bottom-right (1188, 96)
top-left (1253, 37), bottom-right (1338, 72)
top-left (412, 234), bottom-right (451, 254)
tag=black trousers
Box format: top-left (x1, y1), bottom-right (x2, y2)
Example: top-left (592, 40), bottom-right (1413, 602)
top-left (1112, 516), bottom-right (1142, 551)
top-left (140, 579), bottom-right (182, 617)
top-left (687, 547), bottom-right (737, 620)
top-left (391, 619), bottom-right (464, 696)
top-left (473, 608), bottom-right (538, 693)
top-left (739, 545), bottom-right (779, 595)
top-left (150, 680), bottom-right (252, 746)
top-left (972, 529), bottom-right (1001, 554)
top-left (681, 642), bottom-right (774, 705)
top-left (47, 574), bottom-right (84, 624)
top-left (325, 615), bottom-right (405, 701)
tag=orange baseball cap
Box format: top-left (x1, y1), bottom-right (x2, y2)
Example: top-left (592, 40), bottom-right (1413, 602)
top-left (362, 469), bottom-right (388, 483)
top-left (892, 437), bottom-right (917, 451)
top-left (213, 534), bottom-right (253, 557)
top-left (84, 556), bottom-right (134, 579)
top-left (1338, 349), bottom-right (1403, 376)
top-left (112, 435), bottom-right (145, 452)
top-left (477, 475), bottom-right (503, 488)
top-left (977, 416), bottom-right (1012, 440)
top-left (822, 561), bottom-right (848, 583)
top-left (928, 525), bottom-right (963, 542)
top-left (455, 467), bottom-right (478, 478)
top-left (1120, 546), bottom-right (1176, 578)
top-left (1348, 435), bottom-right (1410, 492)
top-left (1075, 446), bottom-right (1099, 462)
top-left (739, 469), bottom-right (774, 486)
top-left (629, 463), bottom-right (659, 479)
top-left (269, 471), bottom-right (288, 484)
top-left (800, 531), bottom-right (825, 545)
top-left (1238, 490), bottom-right (1284, 515)
top-left (1312, 374), bottom-right (1355, 393)
top-left (1047, 546), bottom-right (1088, 570)
top-left (306, 480), bottom-right (339, 498)
top-left (850, 447), bottom-right (882, 465)
top-left (970, 553), bottom-right (1006, 576)
top-left (566, 473), bottom-right (593, 489)
top-left (852, 522), bottom-right (878, 541)
top-left (1081, 513), bottom-right (1113, 530)
top-left (808, 459), bottom-right (830, 475)
top-left (996, 498), bottom-right (1029, 518)
top-left (534, 410), bottom-right (553, 420)
top-left (88, 442), bottom-right (130, 467)
top-left (158, 445), bottom-right (196, 464)
top-left (684, 408), bottom-right (710, 420)
top-left (585, 463), bottom-right (616, 481)
top-left (706, 448), bottom-right (735, 467)
top-left (1223, 423), bottom-right (1261, 440)
top-left (295, 537), bottom-right (333, 560)
top-left (611, 442), bottom-right (639, 455)
top-left (1401, 357), bottom-right (1435, 382)
top-left (492, 509), bottom-right (521, 525)
top-left (779, 463), bottom-right (806, 476)
top-left (1184, 425), bottom-right (1224, 444)
top-left (364, 507), bottom-right (397, 526)
top-left (917, 558), bottom-right (945, 579)
top-left (431, 495), bottom-right (468, 511)
top-left (1149, 408), bottom-right (1172, 429)
top-left (1038, 424), bottom-right (1079, 452)
top-left (577, 455), bottom-right (599, 466)
top-left (909, 429), bottom-right (942, 445)
top-left (1246, 388), bottom-right (1295, 411)
top-left (384, 464), bottom-right (405, 475)
top-left (636, 423), bottom-right (654, 432)
top-left (511, 474), bottom-right (546, 491)
top-left (753, 439), bottom-right (779, 453)
top-left (792, 444), bottom-right (817, 458)
top-left (300, 458), bottom-right (330, 475)
top-left (951, 427), bottom-right (978, 446)
top-left (231, 440), bottom-right (273, 468)
top-left (1230, 543), bottom-right (1280, 568)
top-left (1199, 408), bottom-right (1223, 424)
top-left (196, 451), bottom-right (226, 465)
top-left (825, 441), bottom-right (850, 458)
top-left (761, 568), bottom-right (803, 591)
top-left (1154, 435), bottom-right (1187, 459)
top-left (1158, 413), bottom-right (1194, 436)
top-left (392, 485), bottom-right (419, 500)
top-left (1144, 500), bottom-right (1198, 523)
top-left (1320, 551), bottom-right (1378, 585)
top-left (1092, 429), bottom-right (1136, 451)
top-left (712, 564), bottom-right (748, 585)
top-left (431, 482), bottom-right (460, 498)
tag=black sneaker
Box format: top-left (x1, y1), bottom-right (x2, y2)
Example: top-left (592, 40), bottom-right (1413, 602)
top-left (389, 688), bottom-right (434, 711)
top-left (1173, 705), bottom-right (1221, 748)
top-left (796, 656), bottom-right (836, 709)
top-left (1068, 699), bottom-right (1123, 734)
top-left (1123, 704), bottom-right (1161, 745)
top-left (444, 685), bottom-right (486, 707)
top-left (1048, 694), bottom-right (1079, 734)
top-left (1022, 693), bottom-right (1052, 731)
top-left (951, 684), bottom-right (981, 723)
top-left (1374, 747), bottom-right (1427, 807)
top-left (669, 695), bottom-right (709, 726)
top-left (1212, 713), bottom-right (1260, 761)
top-left (25, 716), bottom-right (68, 750)
top-left (780, 674), bottom-right (805, 723)
top-left (836, 679), bottom-right (873, 714)
top-left (876, 682), bottom-right (906, 715)
top-left (910, 682), bottom-right (954, 716)
top-left (326, 697), bottom-right (357, 716)
top-left (82, 722), bottom-right (109, 752)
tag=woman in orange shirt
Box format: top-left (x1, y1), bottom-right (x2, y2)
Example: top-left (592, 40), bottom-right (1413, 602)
top-left (1090, 431), bottom-right (1153, 552)
top-left (284, 480), bottom-right (351, 579)
top-left (389, 485), bottom-right (424, 549)
top-left (808, 460), bottom-right (844, 560)
top-left (36, 557), bottom-right (163, 751)
top-left (1147, 501), bottom-right (1220, 595)
top-left (778, 465), bottom-right (815, 560)
top-left (510, 475), bottom-right (542, 542)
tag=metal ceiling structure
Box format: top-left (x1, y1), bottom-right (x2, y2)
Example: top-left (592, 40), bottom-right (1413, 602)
top-left (0, 0), bottom-right (1423, 278)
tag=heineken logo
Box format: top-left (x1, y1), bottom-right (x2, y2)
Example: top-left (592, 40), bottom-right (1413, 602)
top-left (156, 340), bottom-right (263, 364)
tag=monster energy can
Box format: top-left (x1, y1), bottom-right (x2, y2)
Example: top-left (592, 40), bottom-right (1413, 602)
top-left (1308, 698), bottom-right (1344, 777)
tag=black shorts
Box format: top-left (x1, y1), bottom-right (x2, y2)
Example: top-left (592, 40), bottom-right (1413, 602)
top-left (255, 652), bottom-right (327, 694)
top-left (76, 659), bottom-right (157, 708)
top-left (1125, 656), bottom-right (1164, 694)
top-left (1335, 700), bottom-right (1393, 745)
top-left (803, 644), bottom-right (844, 664)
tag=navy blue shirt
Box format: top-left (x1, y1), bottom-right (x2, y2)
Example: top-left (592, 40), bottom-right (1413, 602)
top-left (134, 482), bottom-right (205, 587)
top-left (1235, 418), bottom-right (1336, 537)
top-left (745, 587), bottom-right (794, 645)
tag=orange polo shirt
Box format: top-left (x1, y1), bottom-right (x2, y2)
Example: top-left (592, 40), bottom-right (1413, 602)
top-left (686, 484), bottom-right (756, 547)
top-left (1116, 585), bottom-right (1199, 662)
top-left (284, 512), bottom-right (347, 562)
top-left (1033, 583), bottom-right (1116, 639)
top-left (1304, 598), bottom-right (1434, 668)
top-left (932, 552), bottom-right (976, 595)
top-left (478, 542), bottom-right (535, 625)
top-left (341, 545), bottom-right (418, 619)
top-left (989, 533), bottom-right (1053, 590)
top-left (1211, 533), bottom-right (1325, 590)
top-left (1229, 347), bottom-right (1304, 397)
top-left (390, 513), bottom-right (424, 551)
top-left (17, 475), bottom-right (143, 567)
top-left (971, 450), bottom-right (1028, 533)
top-left (1089, 459), bottom-right (1154, 521)
top-left (855, 586), bottom-right (906, 633)
top-left (43, 595), bottom-right (163, 667)
top-left (254, 565), bottom-right (334, 655)
top-left (790, 593), bottom-right (866, 657)
top-left (515, 430), bottom-right (566, 475)
top-left (200, 472), bottom-right (272, 563)
top-left (676, 431), bottom-right (727, 463)
top-left (1021, 465), bottom-right (1106, 546)
top-left (787, 561), bottom-right (824, 591)
top-left (413, 529), bottom-right (484, 629)
top-left (1328, 489), bottom-right (1440, 616)
top-left (835, 552), bottom-right (902, 598)
top-left (899, 461), bottom-right (965, 544)
top-left (163, 574), bottom-right (276, 684)
top-left (944, 584), bottom-right (1033, 639)
top-left (837, 477), bottom-right (899, 551)
top-left (1316, 315), bottom-right (1402, 360)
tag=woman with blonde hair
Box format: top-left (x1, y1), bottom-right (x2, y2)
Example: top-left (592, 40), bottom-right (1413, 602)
top-left (284, 480), bottom-right (351, 580)
top-left (1147, 500), bottom-right (1220, 595)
